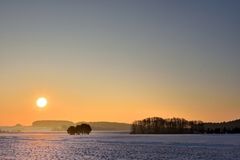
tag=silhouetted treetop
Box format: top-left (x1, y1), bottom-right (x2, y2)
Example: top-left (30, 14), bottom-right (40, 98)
top-left (67, 126), bottom-right (76, 135)
top-left (67, 124), bottom-right (92, 135)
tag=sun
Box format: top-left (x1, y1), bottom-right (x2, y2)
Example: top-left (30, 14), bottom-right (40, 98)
top-left (36, 97), bottom-right (48, 108)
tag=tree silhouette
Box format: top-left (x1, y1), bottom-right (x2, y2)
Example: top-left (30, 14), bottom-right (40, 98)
top-left (67, 126), bottom-right (76, 135)
top-left (131, 117), bottom-right (240, 134)
top-left (131, 117), bottom-right (204, 134)
top-left (67, 124), bottom-right (92, 135)
top-left (76, 124), bottom-right (92, 134)
top-left (82, 124), bottom-right (92, 134)
top-left (75, 125), bottom-right (82, 135)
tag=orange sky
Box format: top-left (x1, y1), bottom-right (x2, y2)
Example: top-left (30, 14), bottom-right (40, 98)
top-left (1, 78), bottom-right (239, 126)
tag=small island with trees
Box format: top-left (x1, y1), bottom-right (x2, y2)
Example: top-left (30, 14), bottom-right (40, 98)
top-left (67, 124), bottom-right (92, 135)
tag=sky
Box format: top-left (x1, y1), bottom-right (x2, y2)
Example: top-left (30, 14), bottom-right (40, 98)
top-left (0, 0), bottom-right (240, 125)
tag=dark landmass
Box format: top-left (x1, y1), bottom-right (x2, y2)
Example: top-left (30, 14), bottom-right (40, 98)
top-left (131, 117), bottom-right (240, 134)
top-left (204, 119), bottom-right (240, 133)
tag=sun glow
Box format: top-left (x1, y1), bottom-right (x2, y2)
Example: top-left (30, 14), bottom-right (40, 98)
top-left (36, 97), bottom-right (47, 108)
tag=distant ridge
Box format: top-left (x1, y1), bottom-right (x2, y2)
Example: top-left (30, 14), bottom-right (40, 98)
top-left (31, 120), bottom-right (131, 131)
top-left (32, 120), bottom-right (75, 131)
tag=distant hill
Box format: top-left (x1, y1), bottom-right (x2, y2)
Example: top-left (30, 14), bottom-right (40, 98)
top-left (31, 120), bottom-right (131, 131)
top-left (32, 120), bottom-right (74, 131)
top-left (76, 121), bottom-right (131, 131)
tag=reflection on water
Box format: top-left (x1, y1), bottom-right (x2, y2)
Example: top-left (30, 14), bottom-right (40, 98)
top-left (0, 132), bottom-right (240, 160)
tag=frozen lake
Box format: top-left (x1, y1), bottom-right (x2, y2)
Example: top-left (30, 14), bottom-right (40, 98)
top-left (0, 132), bottom-right (240, 160)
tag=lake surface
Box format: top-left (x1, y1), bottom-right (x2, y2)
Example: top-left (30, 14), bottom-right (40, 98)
top-left (0, 132), bottom-right (240, 160)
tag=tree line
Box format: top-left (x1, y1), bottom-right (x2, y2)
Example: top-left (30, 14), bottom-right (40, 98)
top-left (131, 117), bottom-right (240, 134)
top-left (67, 124), bottom-right (92, 135)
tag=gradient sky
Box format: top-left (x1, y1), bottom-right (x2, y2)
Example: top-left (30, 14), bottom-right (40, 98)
top-left (0, 0), bottom-right (240, 125)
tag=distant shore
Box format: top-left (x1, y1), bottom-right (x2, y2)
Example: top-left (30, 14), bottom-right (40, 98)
top-left (1, 118), bottom-right (240, 134)
top-left (0, 121), bottom-right (131, 133)
top-left (131, 117), bottom-right (240, 134)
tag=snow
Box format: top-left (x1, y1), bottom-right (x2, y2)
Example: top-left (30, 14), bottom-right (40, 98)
top-left (0, 132), bottom-right (240, 160)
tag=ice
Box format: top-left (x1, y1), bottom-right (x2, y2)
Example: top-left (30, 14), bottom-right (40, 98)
top-left (0, 132), bottom-right (240, 160)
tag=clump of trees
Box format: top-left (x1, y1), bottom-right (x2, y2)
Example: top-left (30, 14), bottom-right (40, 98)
top-left (67, 126), bottom-right (76, 135)
top-left (131, 117), bottom-right (240, 134)
top-left (67, 124), bottom-right (92, 135)
top-left (204, 119), bottom-right (240, 134)
top-left (131, 117), bottom-right (204, 134)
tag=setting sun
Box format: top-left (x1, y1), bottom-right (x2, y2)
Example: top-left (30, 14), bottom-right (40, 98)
top-left (36, 97), bottom-right (47, 108)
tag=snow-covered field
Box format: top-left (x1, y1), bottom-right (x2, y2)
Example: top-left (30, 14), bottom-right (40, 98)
top-left (0, 132), bottom-right (240, 160)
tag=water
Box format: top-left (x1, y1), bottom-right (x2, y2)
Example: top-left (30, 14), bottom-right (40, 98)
top-left (0, 132), bottom-right (240, 160)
